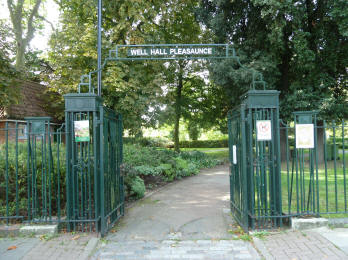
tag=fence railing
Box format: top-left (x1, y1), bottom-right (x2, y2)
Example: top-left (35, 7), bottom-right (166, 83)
top-left (279, 119), bottom-right (347, 218)
top-left (0, 119), bottom-right (66, 224)
top-left (248, 118), bottom-right (347, 229)
top-left (0, 113), bottom-right (124, 236)
top-left (229, 107), bottom-right (347, 230)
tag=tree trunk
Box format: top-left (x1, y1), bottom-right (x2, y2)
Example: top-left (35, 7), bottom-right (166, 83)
top-left (15, 40), bottom-right (26, 70)
top-left (174, 73), bottom-right (183, 152)
top-left (317, 121), bottom-right (324, 164)
top-left (280, 127), bottom-right (288, 162)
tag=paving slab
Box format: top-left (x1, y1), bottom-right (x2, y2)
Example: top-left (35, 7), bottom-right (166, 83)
top-left (0, 233), bottom-right (99, 260)
top-left (0, 237), bottom-right (40, 260)
top-left (312, 227), bottom-right (348, 255)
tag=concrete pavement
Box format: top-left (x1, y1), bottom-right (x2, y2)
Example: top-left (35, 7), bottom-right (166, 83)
top-left (92, 164), bottom-right (261, 260)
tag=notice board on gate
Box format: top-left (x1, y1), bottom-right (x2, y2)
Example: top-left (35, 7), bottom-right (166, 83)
top-left (74, 120), bottom-right (90, 142)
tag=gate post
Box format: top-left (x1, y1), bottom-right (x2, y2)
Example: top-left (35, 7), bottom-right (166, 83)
top-left (64, 93), bottom-right (103, 232)
top-left (240, 90), bottom-right (282, 228)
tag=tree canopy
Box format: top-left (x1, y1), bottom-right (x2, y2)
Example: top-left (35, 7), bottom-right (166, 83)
top-left (197, 0), bottom-right (348, 120)
top-left (1, 0), bottom-right (346, 138)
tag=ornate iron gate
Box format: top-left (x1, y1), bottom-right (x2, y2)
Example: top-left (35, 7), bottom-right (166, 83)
top-left (64, 93), bottom-right (124, 236)
top-left (228, 90), bottom-right (283, 230)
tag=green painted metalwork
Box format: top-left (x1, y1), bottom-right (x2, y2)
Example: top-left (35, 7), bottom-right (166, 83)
top-left (279, 112), bottom-right (348, 217)
top-left (76, 43), bottom-right (267, 95)
top-left (229, 90), bottom-right (284, 230)
top-left (100, 107), bottom-right (124, 235)
top-left (64, 93), bottom-right (124, 236)
top-left (229, 95), bottom-right (348, 231)
top-left (0, 118), bottom-right (66, 224)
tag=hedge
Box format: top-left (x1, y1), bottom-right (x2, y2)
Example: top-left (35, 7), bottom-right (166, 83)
top-left (179, 139), bottom-right (228, 148)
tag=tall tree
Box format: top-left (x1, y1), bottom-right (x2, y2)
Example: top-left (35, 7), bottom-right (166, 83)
top-left (46, 0), bottom-right (165, 133)
top-left (0, 20), bottom-right (19, 108)
top-left (145, 0), bottom-right (209, 151)
top-left (7, 0), bottom-right (44, 70)
top-left (197, 0), bottom-right (348, 120)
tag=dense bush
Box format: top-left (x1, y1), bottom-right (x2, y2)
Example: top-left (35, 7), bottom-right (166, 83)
top-left (124, 137), bottom-right (229, 149)
top-left (123, 137), bottom-right (170, 148)
top-left (179, 139), bottom-right (228, 148)
top-left (122, 144), bottom-right (220, 198)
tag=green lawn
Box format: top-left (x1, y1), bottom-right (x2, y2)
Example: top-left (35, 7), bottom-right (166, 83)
top-left (280, 153), bottom-right (348, 218)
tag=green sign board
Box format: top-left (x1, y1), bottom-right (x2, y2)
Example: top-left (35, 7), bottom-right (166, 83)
top-left (74, 120), bottom-right (90, 142)
top-left (128, 47), bottom-right (214, 57)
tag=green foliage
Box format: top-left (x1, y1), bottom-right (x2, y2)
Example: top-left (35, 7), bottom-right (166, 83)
top-left (197, 0), bottom-right (348, 120)
top-left (0, 141), bottom-right (66, 217)
top-left (46, 0), bottom-right (165, 134)
top-left (123, 137), bottom-right (170, 148)
top-left (179, 139), bottom-right (228, 148)
top-left (127, 176), bottom-right (146, 199)
top-left (122, 144), bottom-right (219, 197)
top-left (0, 138), bottom-right (220, 213)
top-left (0, 20), bottom-right (20, 108)
top-left (6, 0), bottom-right (45, 70)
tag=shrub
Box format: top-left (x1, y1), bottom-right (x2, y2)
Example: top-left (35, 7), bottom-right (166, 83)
top-left (123, 137), bottom-right (170, 147)
top-left (127, 176), bottom-right (146, 199)
top-left (179, 139), bottom-right (228, 148)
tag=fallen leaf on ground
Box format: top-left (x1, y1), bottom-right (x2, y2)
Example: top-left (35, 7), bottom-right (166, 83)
top-left (72, 235), bottom-right (80, 240)
top-left (7, 246), bottom-right (17, 250)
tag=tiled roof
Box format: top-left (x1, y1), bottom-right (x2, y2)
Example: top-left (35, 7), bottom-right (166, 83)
top-left (2, 80), bottom-right (50, 119)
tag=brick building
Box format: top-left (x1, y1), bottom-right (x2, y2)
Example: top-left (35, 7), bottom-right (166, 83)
top-left (0, 80), bottom-right (56, 143)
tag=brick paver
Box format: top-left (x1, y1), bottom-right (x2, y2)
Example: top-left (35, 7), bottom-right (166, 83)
top-left (22, 233), bottom-right (98, 260)
top-left (254, 230), bottom-right (348, 260)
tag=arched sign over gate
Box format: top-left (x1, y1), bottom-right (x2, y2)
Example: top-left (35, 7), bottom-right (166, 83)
top-left (76, 43), bottom-right (267, 94)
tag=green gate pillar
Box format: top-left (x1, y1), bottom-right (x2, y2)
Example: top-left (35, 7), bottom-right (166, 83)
top-left (64, 93), bottom-right (103, 232)
top-left (240, 90), bottom-right (282, 228)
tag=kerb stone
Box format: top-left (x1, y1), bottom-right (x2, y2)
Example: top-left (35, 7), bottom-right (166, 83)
top-left (291, 218), bottom-right (328, 230)
top-left (19, 225), bottom-right (58, 235)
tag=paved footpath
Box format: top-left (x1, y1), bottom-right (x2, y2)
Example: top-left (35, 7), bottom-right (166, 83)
top-left (0, 233), bottom-right (98, 260)
top-left (254, 227), bottom-right (348, 260)
top-left (92, 164), bottom-right (260, 260)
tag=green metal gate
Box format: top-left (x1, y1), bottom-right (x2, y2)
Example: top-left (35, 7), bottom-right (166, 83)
top-left (229, 90), bottom-right (347, 231)
top-left (228, 90), bottom-right (283, 230)
top-left (99, 106), bottom-right (124, 234)
top-left (64, 93), bottom-right (124, 236)
top-left (0, 94), bottom-right (124, 236)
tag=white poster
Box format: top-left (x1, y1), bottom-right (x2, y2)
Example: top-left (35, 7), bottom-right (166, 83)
top-left (256, 120), bottom-right (272, 141)
top-left (74, 120), bottom-right (90, 142)
top-left (233, 145), bottom-right (237, 165)
top-left (296, 124), bottom-right (314, 149)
